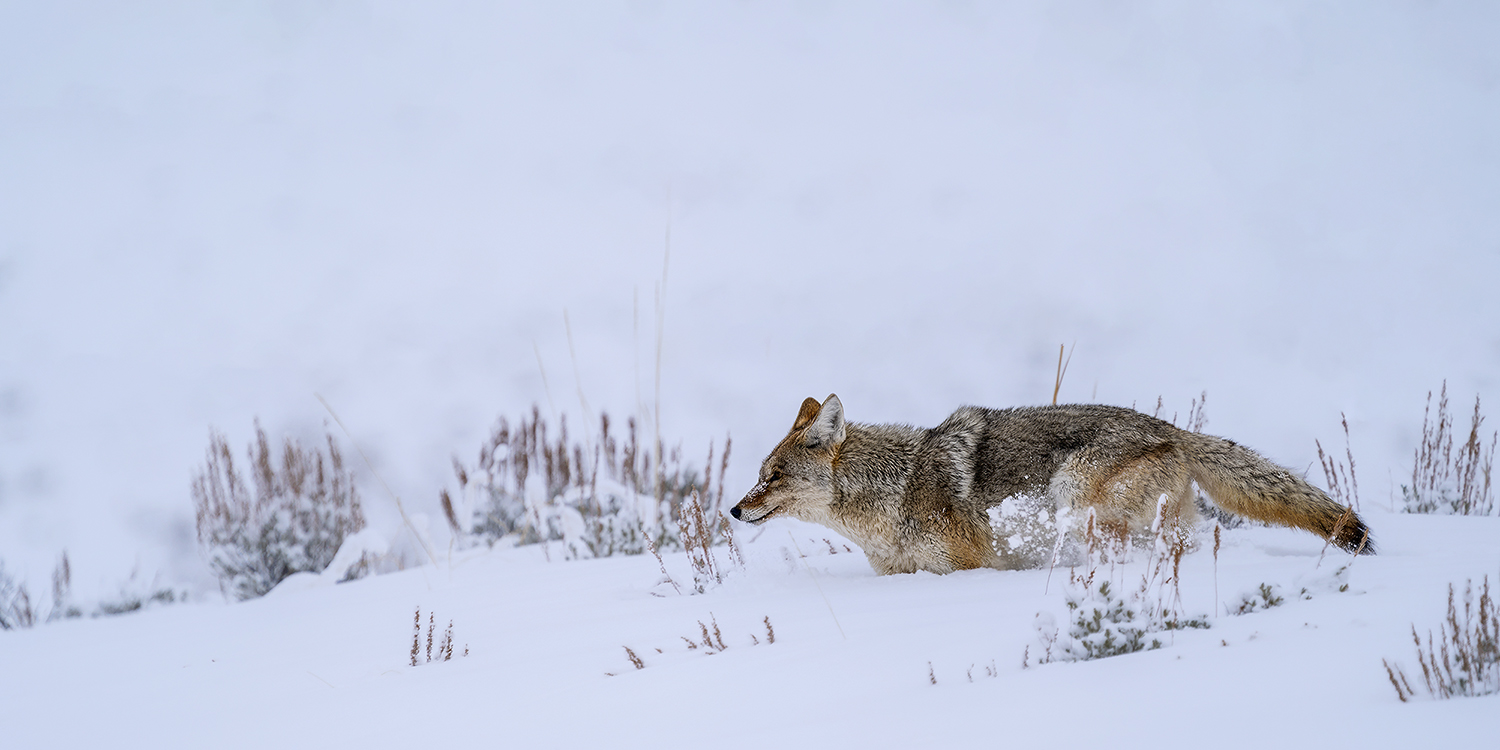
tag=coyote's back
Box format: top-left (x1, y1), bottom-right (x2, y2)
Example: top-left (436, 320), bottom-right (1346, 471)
top-left (954, 403), bottom-right (1372, 552)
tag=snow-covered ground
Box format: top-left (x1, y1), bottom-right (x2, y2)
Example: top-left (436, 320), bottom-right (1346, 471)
top-left (2, 2), bottom-right (1499, 745)
top-left (6, 513), bottom-right (1498, 748)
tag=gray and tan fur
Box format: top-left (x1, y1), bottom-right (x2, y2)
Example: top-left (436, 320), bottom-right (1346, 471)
top-left (731, 395), bottom-right (1374, 575)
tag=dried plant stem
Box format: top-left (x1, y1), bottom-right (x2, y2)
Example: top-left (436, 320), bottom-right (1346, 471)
top-left (317, 394), bottom-right (434, 566)
top-left (1052, 344), bottom-right (1073, 405)
top-left (787, 532), bottom-right (846, 640)
top-left (623, 646), bottom-right (645, 670)
top-left (410, 606), bottom-right (467, 666)
top-left (409, 607), bottom-right (420, 666)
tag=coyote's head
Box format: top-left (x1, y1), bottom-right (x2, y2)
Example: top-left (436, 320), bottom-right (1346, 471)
top-left (730, 394), bottom-right (845, 526)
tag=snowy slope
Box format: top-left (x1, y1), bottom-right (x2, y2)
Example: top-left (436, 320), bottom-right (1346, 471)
top-left (5, 512), bottom-right (1497, 749)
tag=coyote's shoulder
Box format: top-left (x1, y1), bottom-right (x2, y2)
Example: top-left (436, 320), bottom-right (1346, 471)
top-left (731, 395), bottom-right (1373, 576)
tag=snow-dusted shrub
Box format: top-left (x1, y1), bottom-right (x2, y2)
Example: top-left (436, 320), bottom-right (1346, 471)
top-left (1035, 579), bottom-right (1163, 661)
top-left (193, 422), bottom-right (365, 601)
top-left (1229, 565), bottom-right (1350, 617)
top-left (94, 587), bottom-right (183, 617)
top-left (90, 564), bottom-right (189, 617)
top-left (0, 553), bottom-right (83, 629)
top-left (1028, 504), bottom-right (1209, 665)
top-left (1385, 576), bottom-right (1499, 702)
top-left (1402, 383), bottom-right (1495, 516)
top-left (0, 560), bottom-right (34, 630)
top-left (446, 407), bottom-right (733, 560)
top-left (1231, 583), bottom-right (1286, 615)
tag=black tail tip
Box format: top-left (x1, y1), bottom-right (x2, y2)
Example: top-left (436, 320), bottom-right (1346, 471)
top-left (1336, 523), bottom-right (1376, 556)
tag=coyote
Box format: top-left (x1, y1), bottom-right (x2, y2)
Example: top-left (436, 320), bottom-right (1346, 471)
top-left (730, 395), bottom-right (1373, 575)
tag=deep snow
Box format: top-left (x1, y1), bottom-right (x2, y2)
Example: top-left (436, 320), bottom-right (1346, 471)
top-left (5, 512), bottom-right (1499, 748)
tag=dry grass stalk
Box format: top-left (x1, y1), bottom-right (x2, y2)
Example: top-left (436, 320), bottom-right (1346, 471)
top-left (1183, 391), bottom-right (1208, 433)
top-left (426, 613), bottom-right (435, 662)
top-left (1140, 496), bottom-right (1203, 632)
top-left (1383, 658), bottom-right (1416, 702)
top-left (410, 606), bottom-right (466, 666)
top-left (1052, 344), bottom-right (1072, 405)
top-left (616, 614), bottom-right (774, 674)
top-left (623, 646), bottom-right (645, 670)
top-left (1146, 391), bottom-right (1207, 433)
top-left (439, 489), bottom-right (461, 536)
top-left (677, 490), bottom-right (742, 593)
top-left (1313, 414), bottom-right (1371, 565)
top-left (1, 553), bottom-right (82, 630)
top-left (48, 552), bottom-right (74, 622)
top-left (721, 517), bottom-right (745, 567)
top-left (0, 569), bottom-right (35, 630)
top-left (1405, 382), bottom-right (1496, 515)
top-left (1213, 523), bottom-right (1222, 616)
top-left (642, 533), bottom-right (682, 596)
top-left (964, 660), bottom-right (1001, 682)
top-left (440, 621), bottom-right (455, 662)
top-left (409, 607), bottom-right (421, 666)
top-left (1316, 413), bottom-right (1361, 513)
top-left (705, 614), bottom-right (726, 651)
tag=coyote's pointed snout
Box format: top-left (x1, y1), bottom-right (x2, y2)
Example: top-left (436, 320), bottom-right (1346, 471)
top-left (730, 475), bottom-right (778, 524)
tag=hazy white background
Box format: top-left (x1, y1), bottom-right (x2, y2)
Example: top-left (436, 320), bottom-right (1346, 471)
top-left (2, 1), bottom-right (1496, 596)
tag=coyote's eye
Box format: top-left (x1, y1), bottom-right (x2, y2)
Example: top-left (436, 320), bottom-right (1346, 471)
top-left (769, 470), bottom-right (783, 482)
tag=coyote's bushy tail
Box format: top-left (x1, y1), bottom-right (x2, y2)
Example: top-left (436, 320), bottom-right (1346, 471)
top-left (1181, 432), bottom-right (1374, 554)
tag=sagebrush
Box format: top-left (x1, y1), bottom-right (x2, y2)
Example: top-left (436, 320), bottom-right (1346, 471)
top-left (0, 552), bottom-right (83, 629)
top-left (193, 421), bottom-right (366, 601)
top-left (1384, 576), bottom-right (1499, 701)
top-left (1403, 382), bottom-right (1495, 515)
top-left (446, 407), bottom-right (732, 560)
top-left (1028, 502), bottom-right (1209, 666)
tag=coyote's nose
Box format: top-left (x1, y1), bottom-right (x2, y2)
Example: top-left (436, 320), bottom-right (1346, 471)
top-left (730, 506), bottom-right (742, 520)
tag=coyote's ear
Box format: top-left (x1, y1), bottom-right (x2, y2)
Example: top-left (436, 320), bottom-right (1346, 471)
top-left (803, 394), bottom-right (845, 449)
top-left (791, 397), bottom-right (821, 431)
